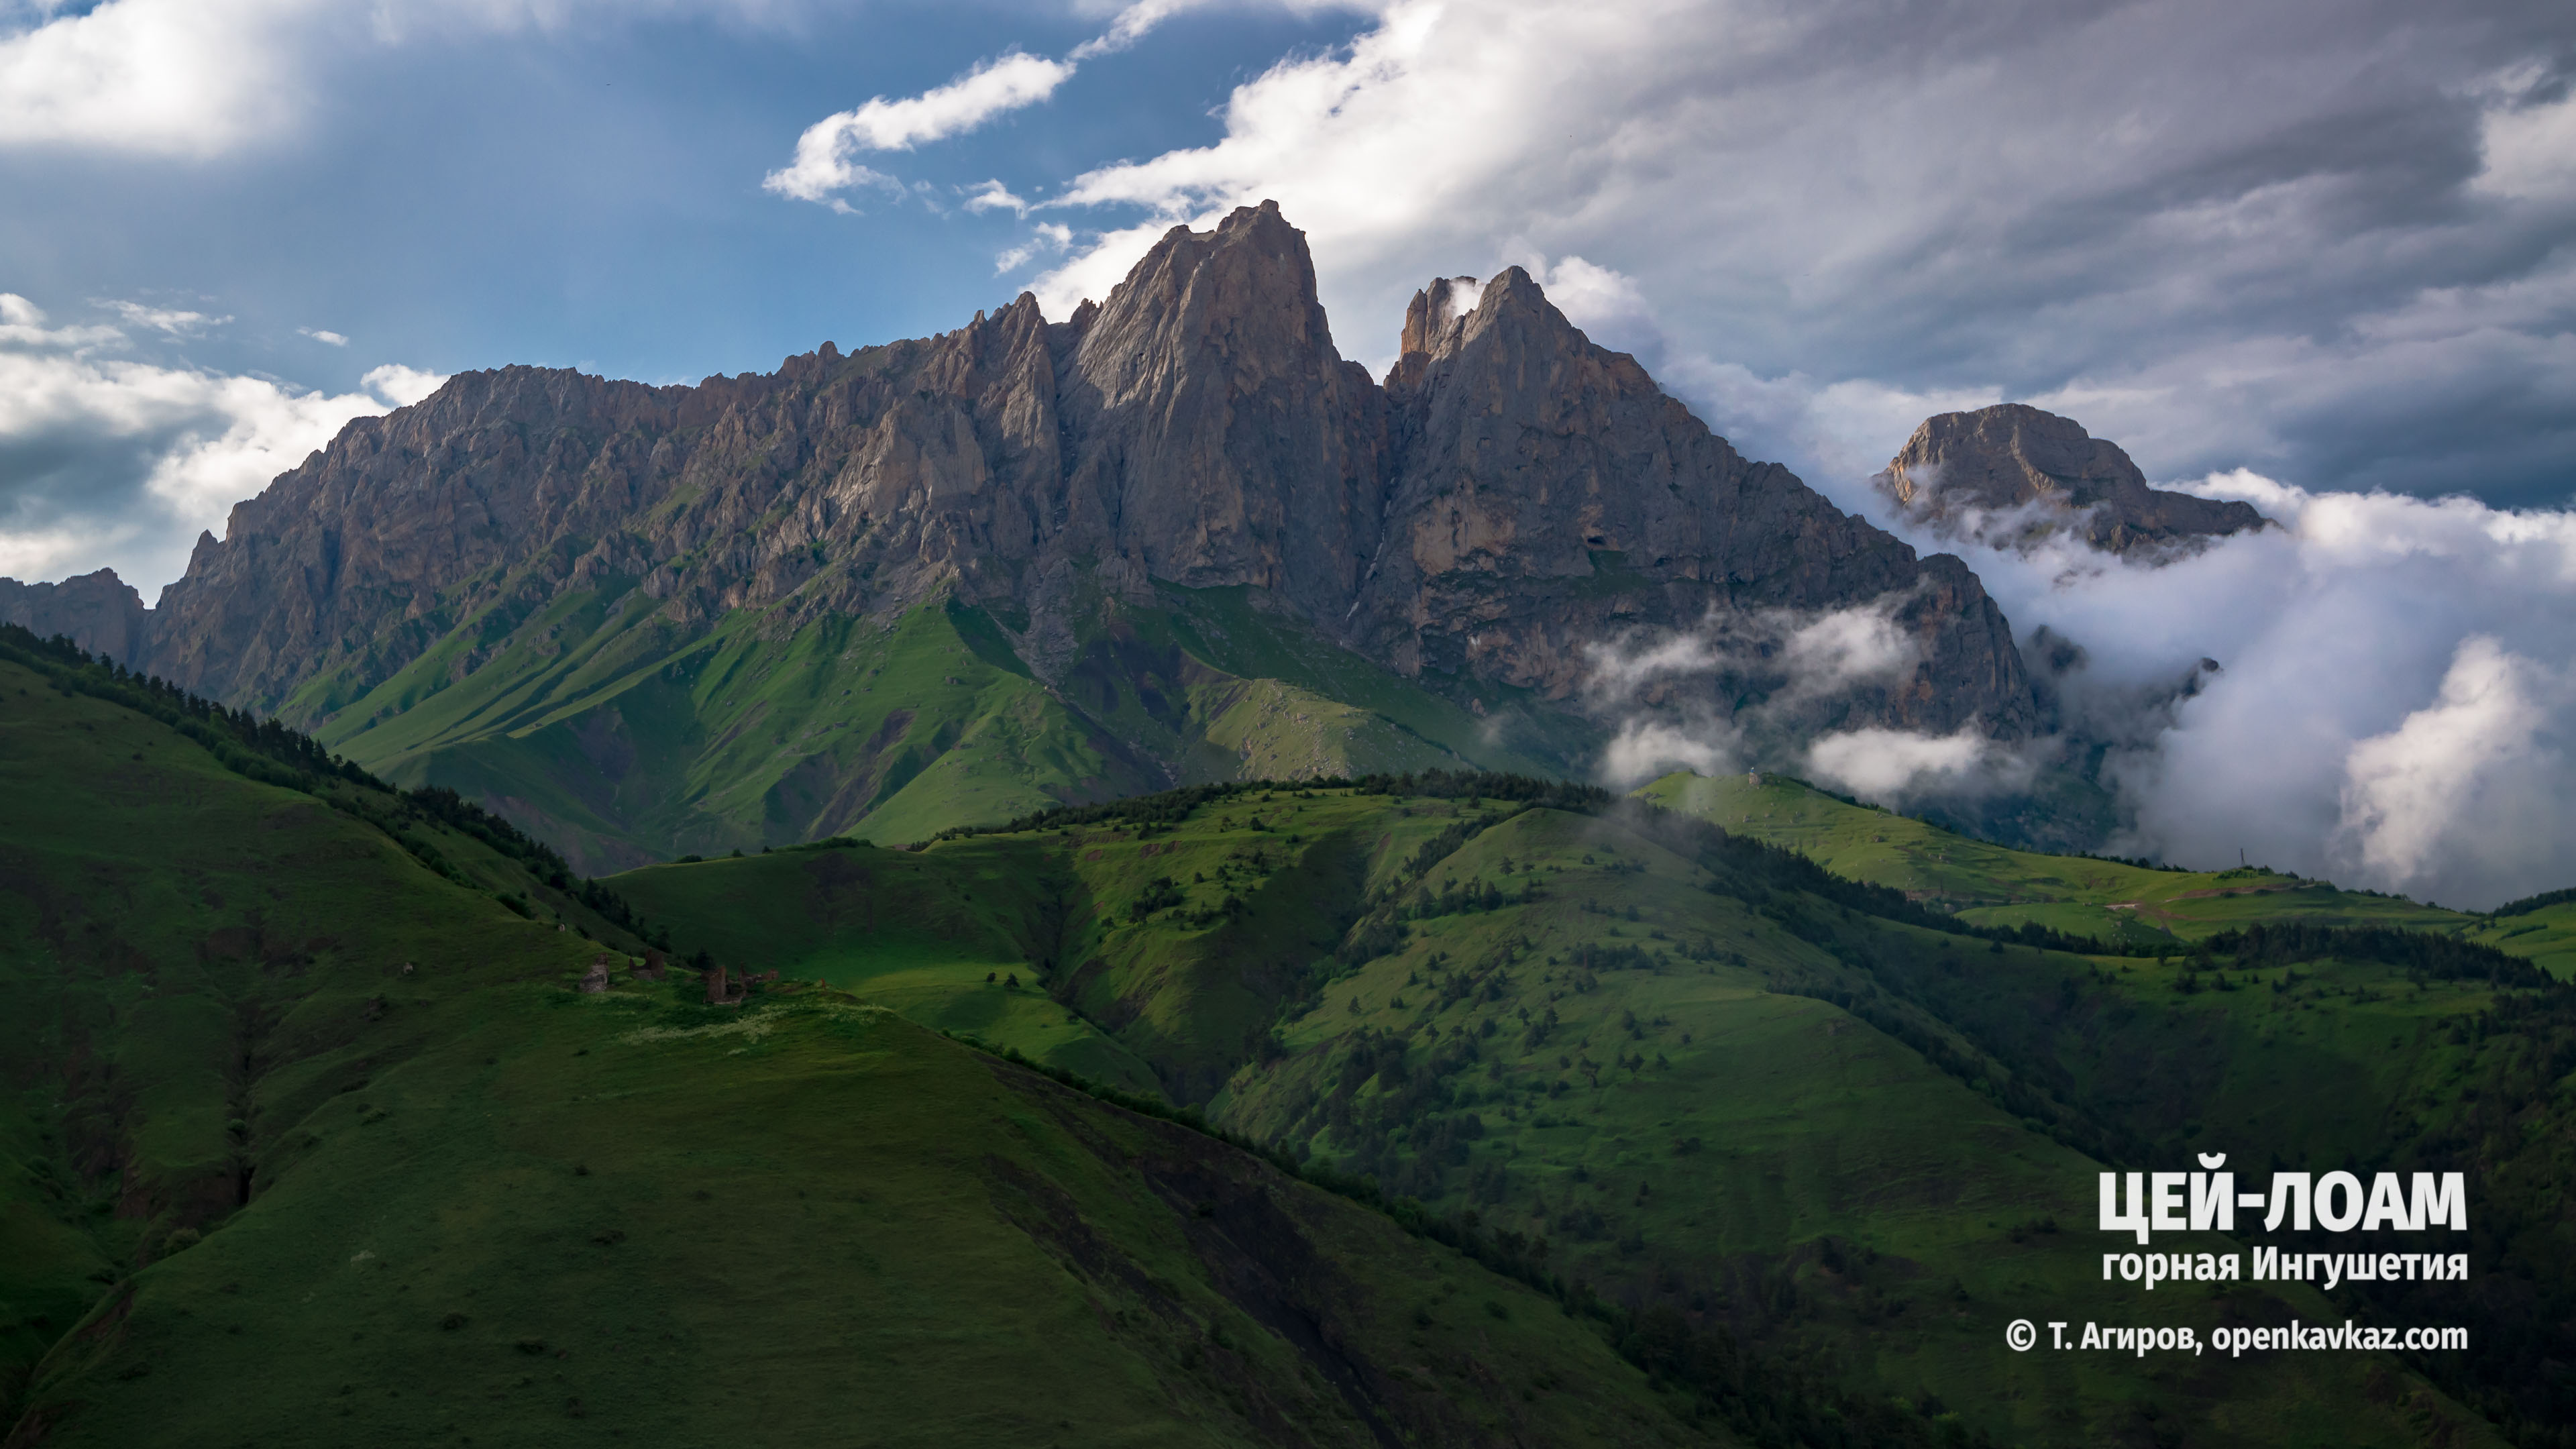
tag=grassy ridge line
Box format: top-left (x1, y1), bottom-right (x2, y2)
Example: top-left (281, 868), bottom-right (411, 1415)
top-left (1639, 769), bottom-right (2519, 946)
top-left (2489, 885), bottom-right (2576, 918)
top-left (2, 622), bottom-right (676, 959)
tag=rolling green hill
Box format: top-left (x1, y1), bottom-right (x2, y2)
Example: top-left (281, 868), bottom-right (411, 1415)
top-left (1637, 769), bottom-right (2497, 949)
top-left (0, 631), bottom-right (1724, 1449)
top-left (2466, 894), bottom-right (2576, 981)
top-left (612, 773), bottom-right (2568, 1447)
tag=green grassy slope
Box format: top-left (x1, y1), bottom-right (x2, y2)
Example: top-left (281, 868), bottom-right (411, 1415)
top-left (1638, 770), bottom-right (2487, 946)
top-left (621, 777), bottom-right (2526, 1448)
top-left (0, 639), bottom-right (1721, 1448)
top-left (2466, 898), bottom-right (2576, 981)
top-left (299, 570), bottom-right (1571, 873)
top-left (608, 842), bottom-right (1167, 1095)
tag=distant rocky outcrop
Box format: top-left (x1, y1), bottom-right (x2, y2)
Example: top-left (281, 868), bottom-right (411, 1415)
top-left (1874, 403), bottom-right (2266, 559)
top-left (1361, 269), bottom-right (2029, 739)
top-left (0, 568), bottom-right (147, 663)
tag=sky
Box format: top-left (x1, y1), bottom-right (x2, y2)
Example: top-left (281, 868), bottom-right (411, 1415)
top-left (3, 0), bottom-right (2573, 904)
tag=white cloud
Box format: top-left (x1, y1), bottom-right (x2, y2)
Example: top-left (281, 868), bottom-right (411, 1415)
top-left (299, 326), bottom-right (350, 346)
top-left (2335, 636), bottom-right (2569, 895)
top-left (1601, 717), bottom-right (1738, 788)
top-left (994, 222), bottom-right (1074, 275)
top-left (2471, 66), bottom-right (2576, 203)
top-left (963, 180), bottom-right (1030, 215)
top-left (1779, 605), bottom-right (1915, 694)
top-left (765, 53), bottom-right (1075, 205)
top-left (360, 362), bottom-right (447, 406)
top-left (0, 295), bottom-right (444, 592)
top-left (1917, 472), bottom-right (2576, 910)
top-left (1804, 725), bottom-right (2036, 806)
top-left (763, 0), bottom-right (1270, 209)
top-left (0, 0), bottom-right (311, 156)
top-left (0, 0), bottom-right (786, 156)
top-left (1069, 0), bottom-right (1210, 61)
top-left (98, 299), bottom-right (230, 336)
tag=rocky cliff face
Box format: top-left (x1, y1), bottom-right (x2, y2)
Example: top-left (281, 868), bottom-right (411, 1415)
top-left (1360, 268), bottom-right (2029, 741)
top-left (1874, 403), bottom-right (2267, 558)
top-left (0, 568), bottom-right (148, 662)
top-left (34, 203), bottom-right (2032, 810)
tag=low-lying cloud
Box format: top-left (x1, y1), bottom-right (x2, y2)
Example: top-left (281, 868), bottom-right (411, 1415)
top-left (1804, 726), bottom-right (2038, 806)
top-left (1580, 453), bottom-right (2576, 908)
top-left (1866, 472), bottom-right (2576, 911)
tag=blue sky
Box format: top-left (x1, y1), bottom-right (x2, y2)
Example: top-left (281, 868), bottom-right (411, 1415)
top-left (0, 2), bottom-right (1366, 395)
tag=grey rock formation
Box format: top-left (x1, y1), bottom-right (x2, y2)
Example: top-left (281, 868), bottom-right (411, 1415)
top-left (0, 568), bottom-right (148, 662)
top-left (22, 201), bottom-right (2035, 760)
top-left (1360, 268), bottom-right (2031, 741)
top-left (1874, 403), bottom-right (2267, 558)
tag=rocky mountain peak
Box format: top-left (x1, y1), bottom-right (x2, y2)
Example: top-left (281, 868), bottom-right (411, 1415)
top-left (1391, 274), bottom-right (1485, 384)
top-left (0, 567), bottom-right (146, 661)
top-left (1876, 402), bottom-right (2267, 558)
top-left (5, 203), bottom-right (2040, 841)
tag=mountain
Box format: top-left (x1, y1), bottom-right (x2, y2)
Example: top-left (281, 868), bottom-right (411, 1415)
top-left (1873, 403), bottom-right (2268, 557)
top-left (0, 568), bottom-right (148, 662)
top-left (11, 203), bottom-right (2035, 868)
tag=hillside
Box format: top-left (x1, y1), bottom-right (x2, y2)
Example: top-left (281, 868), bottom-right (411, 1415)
top-left (0, 631), bottom-right (1722, 1448)
top-left (1638, 769), bottom-right (2498, 952)
top-left (612, 773), bottom-right (2564, 1447)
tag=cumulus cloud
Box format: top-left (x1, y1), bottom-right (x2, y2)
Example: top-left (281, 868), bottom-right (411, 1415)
top-left (2335, 636), bottom-right (2569, 892)
top-left (0, 292), bottom-right (443, 593)
top-left (1028, 0), bottom-right (2576, 508)
top-left (299, 327), bottom-right (349, 346)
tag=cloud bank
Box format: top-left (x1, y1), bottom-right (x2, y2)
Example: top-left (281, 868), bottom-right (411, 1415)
top-left (0, 294), bottom-right (442, 594)
top-left (1586, 470), bottom-right (2576, 908)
